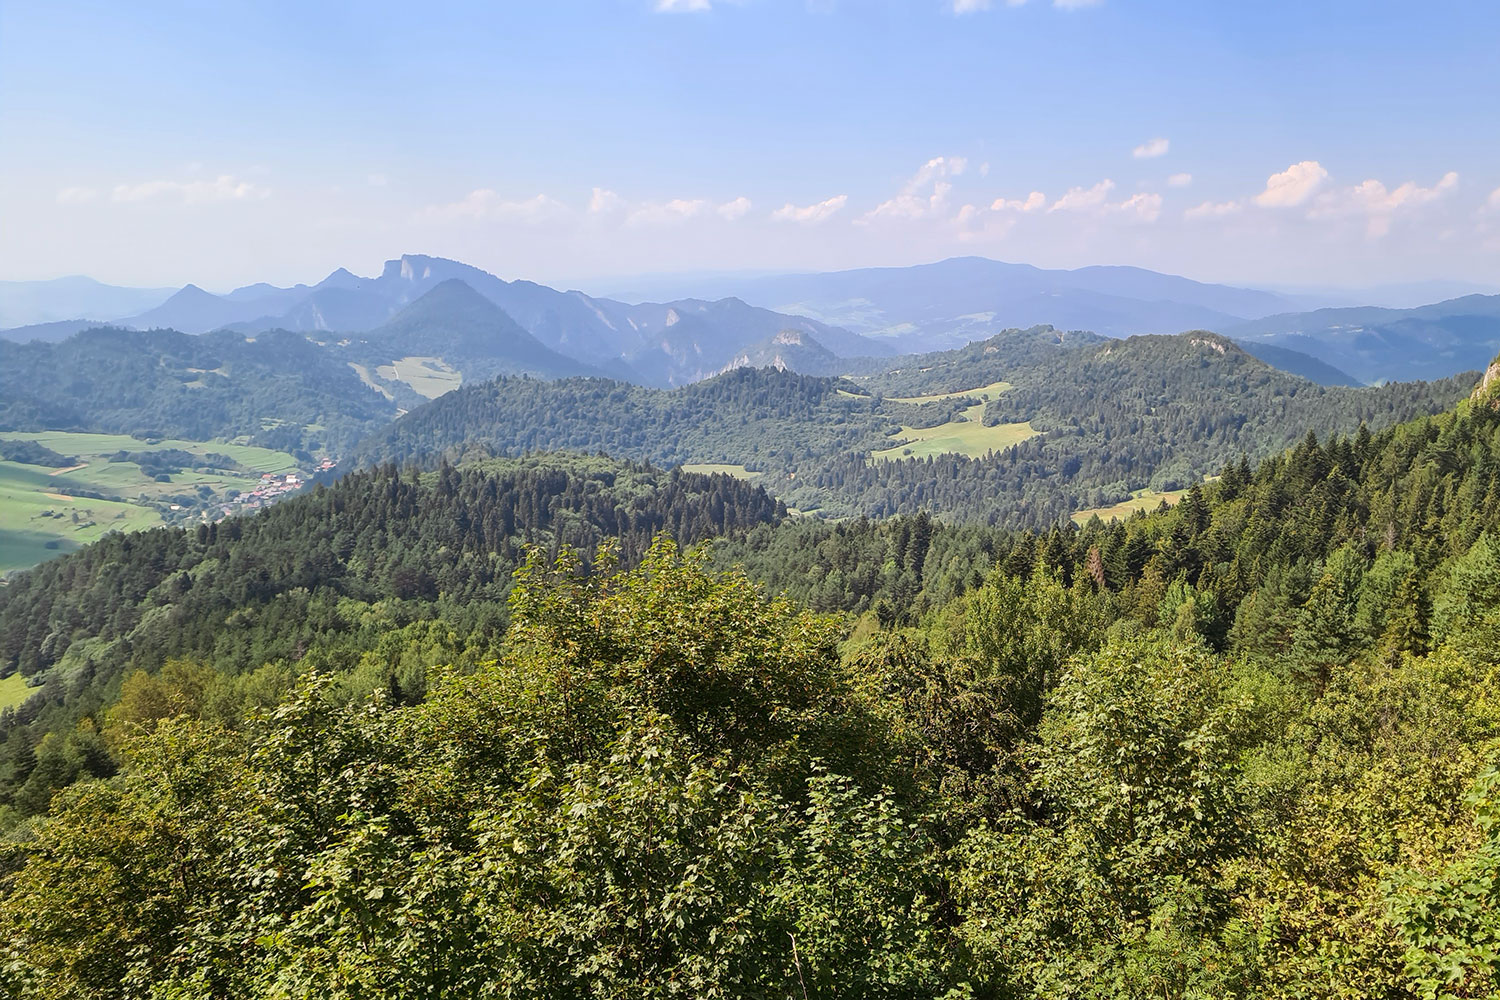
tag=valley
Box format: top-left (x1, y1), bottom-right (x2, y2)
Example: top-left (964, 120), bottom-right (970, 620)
top-left (0, 431), bottom-right (310, 571)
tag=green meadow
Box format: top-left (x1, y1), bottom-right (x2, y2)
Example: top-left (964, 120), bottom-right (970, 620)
top-left (872, 402), bottom-right (1039, 461)
top-left (376, 356), bottom-right (463, 399)
top-left (679, 463), bottom-right (763, 480)
top-left (0, 432), bottom-right (302, 574)
top-left (0, 671), bottom-right (34, 713)
top-left (1070, 487), bottom-right (1190, 525)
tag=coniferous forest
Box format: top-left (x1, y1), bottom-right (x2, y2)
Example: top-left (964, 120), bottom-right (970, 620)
top-left (0, 357), bottom-right (1497, 998)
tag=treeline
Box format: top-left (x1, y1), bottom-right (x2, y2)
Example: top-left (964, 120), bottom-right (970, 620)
top-left (0, 440), bottom-right (76, 468)
top-left (0, 455), bottom-right (782, 821)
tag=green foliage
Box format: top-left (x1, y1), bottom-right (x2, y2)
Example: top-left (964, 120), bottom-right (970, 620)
top-left (2, 359), bottom-right (1500, 996)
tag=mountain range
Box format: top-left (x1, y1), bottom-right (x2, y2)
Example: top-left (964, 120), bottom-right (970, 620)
top-left (4, 254), bottom-right (1500, 388)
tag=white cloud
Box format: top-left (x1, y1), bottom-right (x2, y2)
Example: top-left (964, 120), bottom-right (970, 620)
top-left (1185, 199), bottom-right (1243, 220)
top-left (112, 174), bottom-right (270, 205)
top-left (1348, 170), bottom-right (1458, 214)
top-left (1133, 137), bottom-right (1169, 160)
top-left (1054, 0), bottom-right (1103, 8)
top-left (589, 187), bottom-right (626, 214)
top-left (421, 190), bottom-right (565, 223)
top-left (991, 191), bottom-right (1046, 213)
top-left (717, 196), bottom-right (752, 221)
top-left (626, 198), bottom-right (709, 226)
top-left (1312, 170), bottom-right (1459, 237)
top-left (1490, 186), bottom-right (1500, 210)
top-left (655, 0), bottom-right (711, 10)
top-left (1049, 179), bottom-right (1115, 212)
top-left (772, 194), bottom-right (848, 224)
top-left (861, 155), bottom-right (967, 223)
top-left (56, 186), bottom-right (99, 205)
top-left (1167, 172), bottom-right (1193, 187)
top-left (951, 0), bottom-right (991, 10)
top-left (1253, 160), bottom-right (1328, 208)
top-left (367, 173), bottom-right (388, 187)
top-left (1117, 191), bottom-right (1163, 222)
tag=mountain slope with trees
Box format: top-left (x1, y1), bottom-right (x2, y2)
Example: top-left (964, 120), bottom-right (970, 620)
top-left (1, 357), bottom-right (1499, 996)
top-left (356, 331), bottom-right (1475, 525)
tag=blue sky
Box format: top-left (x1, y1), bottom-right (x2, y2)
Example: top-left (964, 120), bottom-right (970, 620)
top-left (3, 0), bottom-right (1498, 291)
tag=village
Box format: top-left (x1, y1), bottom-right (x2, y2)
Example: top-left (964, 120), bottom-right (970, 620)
top-left (212, 458), bottom-right (336, 520)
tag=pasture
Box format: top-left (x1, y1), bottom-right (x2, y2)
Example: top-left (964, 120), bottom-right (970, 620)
top-left (872, 402), bottom-right (1038, 461)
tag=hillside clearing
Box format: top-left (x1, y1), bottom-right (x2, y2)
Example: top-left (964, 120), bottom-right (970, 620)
top-left (679, 463), bottom-right (763, 480)
top-left (887, 380), bottom-right (1013, 405)
top-left (1070, 487), bottom-right (1190, 525)
top-left (872, 402), bottom-right (1038, 461)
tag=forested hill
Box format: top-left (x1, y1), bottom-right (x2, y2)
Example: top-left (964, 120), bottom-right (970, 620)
top-left (2, 360), bottom-right (1499, 996)
top-left (0, 455), bottom-right (781, 814)
top-left (0, 326), bottom-right (399, 456)
top-left (352, 332), bottom-right (1475, 525)
top-left (350, 365), bottom-right (891, 470)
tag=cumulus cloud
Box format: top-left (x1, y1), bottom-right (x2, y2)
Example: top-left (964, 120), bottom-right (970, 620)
top-left (421, 190), bottom-right (566, 223)
top-left (112, 174), bottom-right (270, 205)
top-left (1133, 137), bottom-right (1169, 160)
top-left (861, 155), bottom-right (967, 223)
top-left (1117, 191), bottom-right (1163, 222)
top-left (991, 191), bottom-right (1046, 213)
top-left (1185, 200), bottom-right (1243, 220)
top-left (1253, 160), bottom-right (1328, 208)
top-left (772, 194), bottom-right (848, 224)
top-left (1049, 179), bottom-right (1116, 212)
top-left (56, 186), bottom-right (99, 205)
top-left (626, 198), bottom-right (709, 226)
top-left (1313, 170), bottom-right (1460, 237)
top-left (717, 196), bottom-right (752, 221)
top-left (1168, 172), bottom-right (1193, 187)
top-left (655, 0), bottom-right (711, 10)
top-left (589, 187), bottom-right (626, 214)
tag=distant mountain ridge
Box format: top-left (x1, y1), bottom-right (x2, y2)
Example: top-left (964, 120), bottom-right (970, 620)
top-left (607, 256), bottom-right (1305, 349)
top-left (1229, 294), bottom-right (1500, 384)
top-left (4, 254), bottom-right (1498, 387)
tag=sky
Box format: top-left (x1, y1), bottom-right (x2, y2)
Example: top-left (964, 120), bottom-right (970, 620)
top-left (3, 0), bottom-right (1499, 293)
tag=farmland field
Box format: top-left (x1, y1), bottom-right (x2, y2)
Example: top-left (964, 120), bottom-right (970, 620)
top-left (0, 672), bottom-right (34, 713)
top-left (886, 380), bottom-right (1013, 405)
top-left (872, 402), bottom-right (1038, 461)
top-left (0, 432), bottom-right (303, 574)
top-left (679, 463), bottom-right (763, 480)
top-left (376, 356), bottom-right (462, 399)
top-left (1070, 487), bottom-right (1190, 525)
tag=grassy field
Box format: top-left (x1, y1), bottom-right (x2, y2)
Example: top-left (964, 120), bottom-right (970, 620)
top-left (679, 463), bottom-right (763, 480)
top-left (0, 432), bottom-right (302, 574)
top-left (0, 461), bottom-right (162, 571)
top-left (0, 672), bottom-right (34, 713)
top-left (887, 380), bottom-right (1013, 405)
top-left (1070, 487), bottom-right (1190, 525)
top-left (376, 356), bottom-right (462, 399)
top-left (873, 402), bottom-right (1038, 461)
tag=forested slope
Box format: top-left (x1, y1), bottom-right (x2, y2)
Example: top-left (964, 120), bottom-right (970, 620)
top-left (356, 332), bottom-right (1474, 525)
top-left (0, 326), bottom-right (399, 456)
top-left (0, 455), bottom-right (781, 818)
top-left (1, 360), bottom-right (1499, 999)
